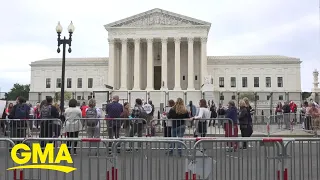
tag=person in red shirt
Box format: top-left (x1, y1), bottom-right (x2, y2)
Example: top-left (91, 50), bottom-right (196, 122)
top-left (289, 101), bottom-right (297, 123)
top-left (80, 102), bottom-right (88, 118)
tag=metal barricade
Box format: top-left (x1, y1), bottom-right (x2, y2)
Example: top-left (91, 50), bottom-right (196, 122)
top-left (253, 114), bottom-right (305, 136)
top-left (190, 137), bottom-right (320, 180)
top-left (0, 119), bottom-right (62, 140)
top-left (110, 138), bottom-right (190, 180)
top-left (9, 138), bottom-right (191, 180)
top-left (150, 118), bottom-right (234, 138)
top-left (190, 137), bottom-right (284, 180)
top-left (0, 138), bottom-right (16, 180)
top-left (285, 138), bottom-right (320, 180)
top-left (68, 118), bottom-right (147, 139)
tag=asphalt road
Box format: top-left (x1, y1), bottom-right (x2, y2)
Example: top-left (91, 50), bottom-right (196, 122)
top-left (0, 140), bottom-right (319, 180)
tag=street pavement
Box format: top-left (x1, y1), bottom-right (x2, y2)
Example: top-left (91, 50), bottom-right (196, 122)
top-left (0, 139), bottom-right (319, 180)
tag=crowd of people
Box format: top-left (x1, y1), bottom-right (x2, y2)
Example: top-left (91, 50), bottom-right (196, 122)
top-left (1, 95), bottom-right (320, 154)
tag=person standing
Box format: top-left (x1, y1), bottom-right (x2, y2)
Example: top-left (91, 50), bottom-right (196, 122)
top-left (217, 103), bottom-right (226, 128)
top-left (39, 96), bottom-right (59, 147)
top-left (85, 99), bottom-right (102, 155)
top-left (163, 100), bottom-right (175, 137)
top-left (64, 99), bottom-right (82, 155)
top-left (80, 102), bottom-right (88, 118)
top-left (209, 103), bottom-right (217, 126)
top-left (105, 95), bottom-right (123, 148)
top-left (193, 99), bottom-right (211, 137)
top-left (143, 100), bottom-right (155, 136)
top-left (8, 96), bottom-right (30, 143)
top-left (243, 97), bottom-right (253, 138)
top-left (282, 101), bottom-right (291, 129)
top-left (120, 102), bottom-right (131, 137)
top-left (238, 100), bottom-right (250, 149)
top-left (225, 101), bottom-right (238, 151)
top-left (167, 98), bottom-right (190, 156)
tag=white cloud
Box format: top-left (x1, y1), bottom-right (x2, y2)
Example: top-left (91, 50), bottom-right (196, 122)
top-left (0, 43), bottom-right (57, 89)
top-left (0, 0), bottom-right (319, 92)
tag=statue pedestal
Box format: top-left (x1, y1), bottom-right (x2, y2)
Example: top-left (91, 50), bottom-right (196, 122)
top-left (201, 76), bottom-right (215, 101)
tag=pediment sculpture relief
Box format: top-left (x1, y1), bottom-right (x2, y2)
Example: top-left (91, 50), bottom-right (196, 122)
top-left (113, 12), bottom-right (202, 27)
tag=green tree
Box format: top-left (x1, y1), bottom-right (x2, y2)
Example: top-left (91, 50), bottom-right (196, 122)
top-left (238, 92), bottom-right (255, 102)
top-left (53, 92), bottom-right (72, 103)
top-left (6, 83), bottom-right (30, 100)
top-left (301, 92), bottom-right (312, 100)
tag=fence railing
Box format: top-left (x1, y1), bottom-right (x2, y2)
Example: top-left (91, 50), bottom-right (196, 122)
top-left (0, 137), bottom-right (319, 180)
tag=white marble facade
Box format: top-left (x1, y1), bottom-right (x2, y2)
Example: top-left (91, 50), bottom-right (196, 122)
top-left (29, 8), bottom-right (302, 108)
top-left (105, 8), bottom-right (211, 91)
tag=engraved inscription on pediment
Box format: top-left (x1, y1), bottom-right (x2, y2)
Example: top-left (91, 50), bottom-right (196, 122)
top-left (113, 12), bottom-right (203, 27)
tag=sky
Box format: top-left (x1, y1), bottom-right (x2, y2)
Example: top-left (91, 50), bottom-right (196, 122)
top-left (0, 0), bottom-right (319, 93)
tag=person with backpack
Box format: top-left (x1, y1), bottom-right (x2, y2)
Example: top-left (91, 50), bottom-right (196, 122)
top-left (8, 96), bottom-right (30, 142)
top-left (85, 98), bottom-right (101, 155)
top-left (130, 98), bottom-right (147, 137)
top-left (39, 96), bottom-right (60, 147)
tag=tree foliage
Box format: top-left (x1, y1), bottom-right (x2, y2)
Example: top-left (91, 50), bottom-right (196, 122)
top-left (53, 92), bottom-right (72, 103)
top-left (6, 83), bottom-right (30, 100)
top-left (238, 93), bottom-right (255, 102)
top-left (301, 92), bottom-right (312, 101)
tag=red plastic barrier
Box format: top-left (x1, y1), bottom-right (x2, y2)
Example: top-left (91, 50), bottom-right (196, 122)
top-left (81, 138), bottom-right (102, 142)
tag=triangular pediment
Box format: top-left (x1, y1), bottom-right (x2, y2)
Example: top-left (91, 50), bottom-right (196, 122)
top-left (105, 8), bottom-right (211, 28)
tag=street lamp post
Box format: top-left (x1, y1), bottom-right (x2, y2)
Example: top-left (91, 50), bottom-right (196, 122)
top-left (56, 21), bottom-right (75, 112)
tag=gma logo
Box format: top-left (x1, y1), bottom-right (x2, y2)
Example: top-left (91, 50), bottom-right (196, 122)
top-left (7, 143), bottom-right (76, 173)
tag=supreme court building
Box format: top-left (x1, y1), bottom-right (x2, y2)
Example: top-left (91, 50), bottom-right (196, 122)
top-left (29, 8), bottom-right (302, 108)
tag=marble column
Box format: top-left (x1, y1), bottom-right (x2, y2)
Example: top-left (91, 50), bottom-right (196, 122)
top-left (133, 38), bottom-right (141, 90)
top-left (108, 38), bottom-right (115, 89)
top-left (146, 38), bottom-right (154, 90)
top-left (160, 38), bottom-right (168, 90)
top-left (200, 37), bottom-right (208, 87)
top-left (174, 37), bottom-right (181, 90)
top-left (187, 37), bottom-right (195, 90)
top-left (120, 38), bottom-right (127, 90)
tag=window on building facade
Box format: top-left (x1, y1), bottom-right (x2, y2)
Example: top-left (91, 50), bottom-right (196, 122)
top-left (254, 77), bottom-right (259, 87)
top-left (183, 76), bottom-right (185, 80)
top-left (255, 95), bottom-right (259, 100)
top-left (45, 78), bottom-right (51, 88)
top-left (231, 95), bottom-right (236, 100)
top-left (277, 77), bottom-right (283, 87)
top-left (279, 95), bottom-right (283, 100)
top-left (67, 78), bottom-right (72, 88)
top-left (77, 96), bottom-right (82, 100)
top-left (230, 77), bottom-right (236, 87)
top-left (266, 77), bottom-right (271, 87)
top-left (88, 78), bottom-right (93, 88)
top-left (77, 78), bottom-right (82, 88)
top-left (267, 95), bottom-right (271, 100)
top-left (195, 76), bottom-right (197, 80)
top-left (56, 78), bottom-right (61, 88)
top-left (242, 77), bottom-right (248, 87)
top-left (219, 77), bottom-right (224, 87)
top-left (220, 95), bottom-right (224, 100)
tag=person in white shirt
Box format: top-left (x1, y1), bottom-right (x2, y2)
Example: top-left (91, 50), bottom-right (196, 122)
top-left (64, 99), bottom-right (82, 155)
top-left (192, 99), bottom-right (211, 137)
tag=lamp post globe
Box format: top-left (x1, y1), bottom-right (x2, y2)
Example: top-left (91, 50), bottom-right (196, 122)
top-left (56, 22), bottom-right (63, 33)
top-left (68, 21), bottom-right (75, 33)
